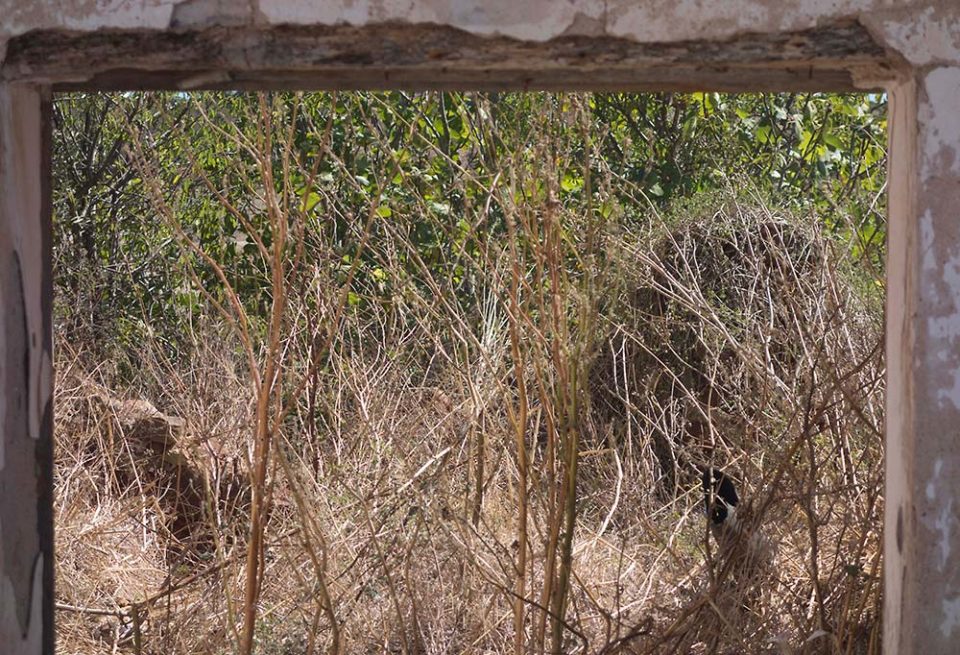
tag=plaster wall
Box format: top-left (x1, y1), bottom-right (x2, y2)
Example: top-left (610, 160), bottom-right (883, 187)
top-left (0, 84), bottom-right (52, 655)
top-left (0, 0), bottom-right (944, 43)
top-left (0, 1), bottom-right (955, 90)
top-left (2, 1), bottom-right (960, 653)
top-left (885, 66), bottom-right (960, 651)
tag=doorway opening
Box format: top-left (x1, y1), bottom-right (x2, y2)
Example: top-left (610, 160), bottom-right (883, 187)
top-left (51, 90), bottom-right (887, 653)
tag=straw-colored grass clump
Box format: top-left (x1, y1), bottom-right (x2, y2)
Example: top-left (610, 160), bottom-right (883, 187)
top-left (54, 193), bottom-right (883, 654)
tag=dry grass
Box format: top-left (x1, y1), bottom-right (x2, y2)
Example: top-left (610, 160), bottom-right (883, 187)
top-left (53, 93), bottom-right (884, 654)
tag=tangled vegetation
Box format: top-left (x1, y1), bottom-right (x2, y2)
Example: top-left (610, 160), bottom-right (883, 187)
top-left (53, 91), bottom-right (885, 654)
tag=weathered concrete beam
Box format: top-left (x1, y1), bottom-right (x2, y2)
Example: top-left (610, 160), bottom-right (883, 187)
top-left (0, 83), bottom-right (54, 655)
top-left (2, 22), bottom-right (893, 92)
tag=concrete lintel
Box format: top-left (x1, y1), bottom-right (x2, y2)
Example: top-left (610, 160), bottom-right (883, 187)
top-left (2, 21), bottom-right (894, 92)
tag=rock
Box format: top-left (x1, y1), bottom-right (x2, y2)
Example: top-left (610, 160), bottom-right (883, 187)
top-left (104, 396), bottom-right (185, 451)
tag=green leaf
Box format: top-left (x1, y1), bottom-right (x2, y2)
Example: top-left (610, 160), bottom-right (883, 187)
top-left (561, 173), bottom-right (583, 193)
top-left (824, 133), bottom-right (844, 149)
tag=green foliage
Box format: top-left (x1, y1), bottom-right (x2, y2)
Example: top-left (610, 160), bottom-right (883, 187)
top-left (590, 92), bottom-right (886, 221)
top-left (52, 91), bottom-right (886, 371)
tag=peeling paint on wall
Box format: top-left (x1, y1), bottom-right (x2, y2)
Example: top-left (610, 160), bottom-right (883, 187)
top-left (606, 0), bottom-right (894, 43)
top-left (925, 459), bottom-right (956, 571)
top-left (919, 67), bottom-right (960, 180)
top-left (0, 82), bottom-right (52, 655)
top-left (0, 554), bottom-right (44, 655)
top-left (257, 0), bottom-right (443, 29)
top-left (921, 207), bottom-right (960, 412)
top-left (0, 0), bottom-right (177, 36)
top-left (256, 0), bottom-right (609, 40)
top-left (879, 5), bottom-right (960, 67)
top-left (941, 594), bottom-right (960, 638)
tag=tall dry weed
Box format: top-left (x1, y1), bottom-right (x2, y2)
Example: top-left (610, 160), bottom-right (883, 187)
top-left (54, 93), bottom-right (883, 655)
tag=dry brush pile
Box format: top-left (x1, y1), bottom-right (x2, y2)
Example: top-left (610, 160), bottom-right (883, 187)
top-left (53, 93), bottom-right (884, 654)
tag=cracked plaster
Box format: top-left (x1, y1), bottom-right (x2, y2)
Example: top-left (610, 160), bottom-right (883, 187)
top-left (0, 0), bottom-right (952, 65)
top-left (871, 4), bottom-right (960, 66)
